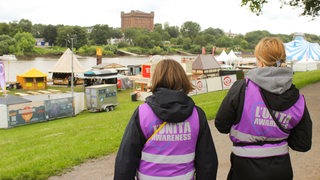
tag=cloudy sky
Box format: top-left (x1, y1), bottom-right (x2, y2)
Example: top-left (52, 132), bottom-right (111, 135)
top-left (1, 0), bottom-right (319, 36)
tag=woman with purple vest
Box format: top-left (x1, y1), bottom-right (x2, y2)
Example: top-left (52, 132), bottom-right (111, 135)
top-left (114, 59), bottom-right (218, 180)
top-left (215, 37), bottom-right (312, 180)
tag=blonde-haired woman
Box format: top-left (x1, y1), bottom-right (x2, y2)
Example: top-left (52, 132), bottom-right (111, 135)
top-left (215, 37), bottom-right (312, 180)
top-left (115, 59), bottom-right (218, 180)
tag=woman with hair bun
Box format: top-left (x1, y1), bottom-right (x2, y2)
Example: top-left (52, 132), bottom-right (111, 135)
top-left (215, 37), bottom-right (312, 180)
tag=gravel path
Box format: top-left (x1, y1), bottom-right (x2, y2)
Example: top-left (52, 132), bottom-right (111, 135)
top-left (49, 83), bottom-right (320, 180)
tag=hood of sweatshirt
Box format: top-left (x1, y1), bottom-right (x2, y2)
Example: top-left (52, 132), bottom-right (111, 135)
top-left (246, 67), bottom-right (300, 111)
top-left (145, 88), bottom-right (195, 123)
top-left (246, 67), bottom-right (293, 94)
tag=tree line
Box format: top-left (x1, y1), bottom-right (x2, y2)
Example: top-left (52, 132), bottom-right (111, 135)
top-left (0, 19), bottom-right (320, 56)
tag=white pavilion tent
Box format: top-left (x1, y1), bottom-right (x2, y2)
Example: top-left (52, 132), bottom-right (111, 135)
top-left (216, 50), bottom-right (229, 65)
top-left (228, 50), bottom-right (238, 62)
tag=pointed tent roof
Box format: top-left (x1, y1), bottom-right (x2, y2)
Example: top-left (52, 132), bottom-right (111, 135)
top-left (228, 50), bottom-right (238, 62)
top-left (216, 50), bottom-right (229, 62)
top-left (19, 68), bottom-right (47, 77)
top-left (49, 48), bottom-right (87, 73)
top-left (285, 33), bottom-right (320, 61)
top-left (192, 54), bottom-right (221, 70)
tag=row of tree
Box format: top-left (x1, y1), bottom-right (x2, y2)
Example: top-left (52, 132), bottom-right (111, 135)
top-left (0, 19), bottom-right (320, 56)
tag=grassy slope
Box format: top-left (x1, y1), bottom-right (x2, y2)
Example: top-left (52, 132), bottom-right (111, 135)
top-left (0, 70), bottom-right (319, 179)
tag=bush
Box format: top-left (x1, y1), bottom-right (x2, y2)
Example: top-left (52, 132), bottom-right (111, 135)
top-left (104, 50), bottom-right (115, 56)
top-left (103, 44), bottom-right (118, 55)
top-left (117, 41), bottom-right (130, 48)
top-left (189, 45), bottom-right (201, 54)
top-left (149, 46), bottom-right (164, 55)
top-left (77, 45), bottom-right (97, 56)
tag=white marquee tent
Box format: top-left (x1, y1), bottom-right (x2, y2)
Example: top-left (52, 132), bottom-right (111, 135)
top-left (216, 50), bottom-right (229, 64)
top-left (228, 50), bottom-right (238, 62)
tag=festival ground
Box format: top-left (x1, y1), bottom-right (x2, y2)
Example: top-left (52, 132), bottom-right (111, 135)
top-left (49, 82), bottom-right (320, 180)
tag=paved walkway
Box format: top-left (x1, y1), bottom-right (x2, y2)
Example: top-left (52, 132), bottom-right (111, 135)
top-left (49, 83), bottom-right (320, 180)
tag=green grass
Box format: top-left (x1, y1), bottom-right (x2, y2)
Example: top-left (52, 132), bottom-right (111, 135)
top-left (0, 89), bottom-right (142, 179)
top-left (193, 90), bottom-right (228, 120)
top-left (293, 70), bottom-right (320, 89)
top-left (0, 70), bottom-right (320, 179)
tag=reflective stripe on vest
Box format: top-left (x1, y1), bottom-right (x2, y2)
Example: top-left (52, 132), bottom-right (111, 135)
top-left (230, 79), bottom-right (304, 158)
top-left (230, 129), bottom-right (287, 142)
top-left (141, 152), bottom-right (195, 164)
top-left (232, 141), bottom-right (289, 158)
top-left (137, 169), bottom-right (195, 180)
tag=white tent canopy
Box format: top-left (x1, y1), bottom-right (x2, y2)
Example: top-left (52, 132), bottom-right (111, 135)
top-left (216, 50), bottom-right (229, 64)
top-left (228, 50), bottom-right (238, 62)
top-left (49, 48), bottom-right (87, 73)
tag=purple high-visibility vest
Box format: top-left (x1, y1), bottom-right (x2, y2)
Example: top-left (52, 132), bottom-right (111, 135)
top-left (137, 103), bottom-right (199, 180)
top-left (230, 79), bottom-right (305, 158)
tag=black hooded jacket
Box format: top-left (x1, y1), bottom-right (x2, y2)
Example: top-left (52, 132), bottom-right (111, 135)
top-left (114, 88), bottom-right (218, 180)
top-left (215, 67), bottom-right (312, 180)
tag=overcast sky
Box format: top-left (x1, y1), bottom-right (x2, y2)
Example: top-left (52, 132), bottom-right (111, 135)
top-left (1, 0), bottom-right (319, 36)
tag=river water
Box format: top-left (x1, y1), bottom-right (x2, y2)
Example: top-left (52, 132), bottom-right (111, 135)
top-left (2, 55), bottom-right (192, 82)
top-left (2, 54), bottom-right (255, 82)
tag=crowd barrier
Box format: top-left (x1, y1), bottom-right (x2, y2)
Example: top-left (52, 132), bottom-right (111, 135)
top-left (136, 74), bottom-right (237, 101)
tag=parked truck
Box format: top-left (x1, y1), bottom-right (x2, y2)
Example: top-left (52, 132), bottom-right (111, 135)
top-left (85, 84), bottom-right (118, 112)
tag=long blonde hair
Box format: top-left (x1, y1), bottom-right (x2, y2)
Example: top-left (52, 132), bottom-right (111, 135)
top-left (150, 59), bottom-right (194, 94)
top-left (254, 37), bottom-right (287, 67)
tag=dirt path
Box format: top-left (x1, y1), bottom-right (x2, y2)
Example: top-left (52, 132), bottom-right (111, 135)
top-left (49, 83), bottom-right (320, 180)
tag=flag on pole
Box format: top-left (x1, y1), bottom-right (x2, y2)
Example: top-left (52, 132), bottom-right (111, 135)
top-left (0, 61), bottom-right (6, 93)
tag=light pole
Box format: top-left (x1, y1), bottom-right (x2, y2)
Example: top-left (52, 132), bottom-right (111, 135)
top-left (65, 39), bottom-right (69, 48)
top-left (70, 37), bottom-right (75, 116)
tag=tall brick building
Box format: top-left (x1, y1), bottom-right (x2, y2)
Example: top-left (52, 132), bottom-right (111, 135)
top-left (121, 10), bottom-right (154, 31)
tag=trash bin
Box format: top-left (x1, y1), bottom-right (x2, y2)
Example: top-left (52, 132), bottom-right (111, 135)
top-left (131, 92), bottom-right (137, 102)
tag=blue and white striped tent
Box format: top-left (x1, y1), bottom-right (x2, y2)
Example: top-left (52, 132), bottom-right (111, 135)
top-left (285, 33), bottom-right (320, 62)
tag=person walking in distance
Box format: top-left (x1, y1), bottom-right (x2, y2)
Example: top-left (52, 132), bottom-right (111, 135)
top-left (114, 59), bottom-right (218, 180)
top-left (215, 37), bottom-right (312, 180)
